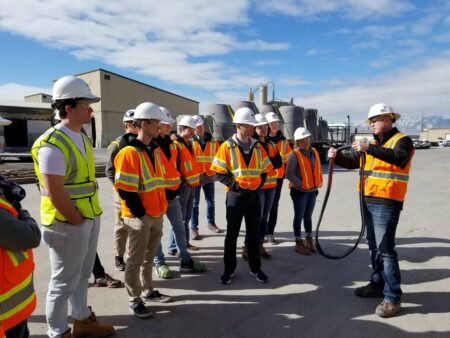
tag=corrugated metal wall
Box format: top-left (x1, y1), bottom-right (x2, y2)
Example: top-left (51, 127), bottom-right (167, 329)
top-left (79, 69), bottom-right (198, 147)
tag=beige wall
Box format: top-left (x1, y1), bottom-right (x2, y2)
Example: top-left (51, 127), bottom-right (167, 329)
top-left (420, 128), bottom-right (450, 142)
top-left (78, 69), bottom-right (198, 147)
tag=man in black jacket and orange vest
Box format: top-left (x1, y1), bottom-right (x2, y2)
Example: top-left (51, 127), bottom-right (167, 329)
top-left (328, 103), bottom-right (414, 318)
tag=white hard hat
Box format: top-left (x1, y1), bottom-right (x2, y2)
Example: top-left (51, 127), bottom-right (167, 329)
top-left (232, 107), bottom-right (257, 125)
top-left (265, 112), bottom-right (280, 123)
top-left (160, 107), bottom-right (175, 125)
top-left (192, 115), bottom-right (204, 126)
top-left (294, 127), bottom-right (312, 141)
top-left (254, 114), bottom-right (268, 127)
top-left (134, 102), bottom-right (162, 120)
top-left (123, 109), bottom-right (135, 122)
top-left (178, 116), bottom-right (196, 129)
top-left (367, 103), bottom-right (401, 122)
top-left (52, 76), bottom-right (100, 102)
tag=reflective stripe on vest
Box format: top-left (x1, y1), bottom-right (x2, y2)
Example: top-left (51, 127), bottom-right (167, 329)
top-left (360, 132), bottom-right (412, 201)
top-left (193, 139), bottom-right (218, 176)
top-left (262, 142), bottom-right (279, 189)
top-left (0, 198), bottom-right (36, 331)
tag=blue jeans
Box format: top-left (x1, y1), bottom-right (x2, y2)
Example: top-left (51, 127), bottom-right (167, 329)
top-left (291, 191), bottom-right (317, 239)
top-left (155, 197), bottom-right (192, 266)
top-left (245, 188), bottom-right (276, 244)
top-left (191, 181), bottom-right (215, 229)
top-left (365, 202), bottom-right (402, 303)
top-left (169, 185), bottom-right (194, 250)
top-left (41, 218), bottom-right (100, 338)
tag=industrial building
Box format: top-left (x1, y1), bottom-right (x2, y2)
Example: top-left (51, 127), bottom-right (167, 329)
top-left (0, 68), bottom-right (199, 149)
top-left (420, 128), bottom-right (450, 142)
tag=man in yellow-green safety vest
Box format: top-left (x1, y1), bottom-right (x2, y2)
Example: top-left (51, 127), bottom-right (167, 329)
top-left (32, 76), bottom-right (114, 338)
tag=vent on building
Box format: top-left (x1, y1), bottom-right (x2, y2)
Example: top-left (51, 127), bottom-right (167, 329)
top-left (104, 74), bottom-right (111, 80)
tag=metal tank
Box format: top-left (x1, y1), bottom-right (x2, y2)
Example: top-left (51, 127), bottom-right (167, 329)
top-left (304, 108), bottom-right (319, 141)
top-left (206, 104), bottom-right (235, 142)
top-left (231, 100), bottom-right (260, 115)
top-left (317, 118), bottom-right (330, 143)
top-left (279, 105), bottom-right (304, 142)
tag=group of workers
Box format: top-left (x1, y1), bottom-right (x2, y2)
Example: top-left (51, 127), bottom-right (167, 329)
top-left (0, 75), bottom-right (414, 338)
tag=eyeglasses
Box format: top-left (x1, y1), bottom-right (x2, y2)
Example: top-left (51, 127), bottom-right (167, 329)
top-left (76, 101), bottom-right (92, 109)
top-left (369, 116), bottom-right (383, 123)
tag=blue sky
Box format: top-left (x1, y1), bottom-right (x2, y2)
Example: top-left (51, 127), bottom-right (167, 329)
top-left (1, 0), bottom-right (449, 122)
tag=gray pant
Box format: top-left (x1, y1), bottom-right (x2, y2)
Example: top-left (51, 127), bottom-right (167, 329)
top-left (123, 215), bottom-right (163, 304)
top-left (41, 217), bottom-right (100, 338)
top-left (168, 185), bottom-right (195, 250)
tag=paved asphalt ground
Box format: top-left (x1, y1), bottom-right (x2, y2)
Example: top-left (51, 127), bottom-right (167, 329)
top-left (5, 147), bottom-right (450, 337)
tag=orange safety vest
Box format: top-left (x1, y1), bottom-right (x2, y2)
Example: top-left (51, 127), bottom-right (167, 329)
top-left (192, 137), bottom-right (219, 176)
top-left (291, 148), bottom-right (323, 190)
top-left (173, 139), bottom-right (200, 187)
top-left (114, 145), bottom-right (180, 217)
top-left (211, 139), bottom-right (273, 190)
top-left (359, 132), bottom-right (413, 202)
top-left (275, 138), bottom-right (292, 178)
top-left (262, 141), bottom-right (279, 189)
top-left (0, 198), bottom-right (36, 332)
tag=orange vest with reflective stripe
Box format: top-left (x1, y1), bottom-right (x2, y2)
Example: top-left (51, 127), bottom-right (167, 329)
top-left (0, 198), bottom-right (36, 332)
top-left (192, 138), bottom-right (219, 176)
top-left (275, 139), bottom-right (292, 178)
top-left (211, 139), bottom-right (273, 190)
top-left (114, 146), bottom-right (180, 217)
top-left (291, 148), bottom-right (323, 190)
top-left (359, 132), bottom-right (413, 202)
top-left (174, 139), bottom-right (200, 187)
top-left (262, 142), bottom-right (279, 189)
top-left (0, 321), bottom-right (5, 337)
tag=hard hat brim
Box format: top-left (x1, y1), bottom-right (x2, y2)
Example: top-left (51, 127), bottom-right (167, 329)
top-left (366, 112), bottom-right (401, 123)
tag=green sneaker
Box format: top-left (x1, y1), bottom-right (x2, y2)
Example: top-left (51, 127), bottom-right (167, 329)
top-left (155, 264), bottom-right (173, 279)
top-left (180, 259), bottom-right (206, 272)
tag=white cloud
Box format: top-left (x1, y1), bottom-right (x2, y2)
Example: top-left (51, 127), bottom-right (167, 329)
top-left (298, 52), bottom-right (450, 121)
top-left (256, 0), bottom-right (413, 19)
top-left (0, 1), bottom-right (288, 91)
top-left (0, 83), bottom-right (51, 101)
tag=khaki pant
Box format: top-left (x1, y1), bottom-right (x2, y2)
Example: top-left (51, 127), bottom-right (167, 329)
top-left (113, 191), bottom-right (128, 257)
top-left (123, 215), bottom-right (163, 304)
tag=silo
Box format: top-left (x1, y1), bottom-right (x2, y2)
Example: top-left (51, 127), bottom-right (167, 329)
top-left (318, 118), bottom-right (329, 143)
top-left (304, 108), bottom-right (319, 141)
top-left (279, 105), bottom-right (304, 142)
top-left (231, 100), bottom-right (260, 115)
top-left (206, 104), bottom-right (235, 142)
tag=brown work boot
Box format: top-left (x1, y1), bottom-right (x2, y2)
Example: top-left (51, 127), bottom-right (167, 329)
top-left (259, 243), bottom-right (271, 259)
top-left (73, 309), bottom-right (114, 337)
top-left (241, 246), bottom-right (249, 261)
top-left (62, 328), bottom-right (72, 338)
top-left (305, 237), bottom-right (316, 253)
top-left (375, 300), bottom-right (401, 318)
top-left (191, 228), bottom-right (201, 240)
top-left (295, 240), bottom-right (311, 255)
top-left (187, 242), bottom-right (199, 251)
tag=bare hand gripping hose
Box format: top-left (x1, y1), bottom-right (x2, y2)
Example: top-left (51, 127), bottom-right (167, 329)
top-left (315, 145), bottom-right (366, 259)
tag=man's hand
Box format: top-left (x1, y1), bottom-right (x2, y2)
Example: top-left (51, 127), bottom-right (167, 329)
top-left (352, 140), bottom-right (369, 153)
top-left (328, 147), bottom-right (337, 159)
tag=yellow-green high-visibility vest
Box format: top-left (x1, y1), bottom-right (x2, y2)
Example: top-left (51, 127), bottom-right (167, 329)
top-left (31, 127), bottom-right (102, 226)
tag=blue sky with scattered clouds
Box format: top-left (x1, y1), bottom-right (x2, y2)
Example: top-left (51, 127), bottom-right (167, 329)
top-left (1, 0), bottom-right (449, 122)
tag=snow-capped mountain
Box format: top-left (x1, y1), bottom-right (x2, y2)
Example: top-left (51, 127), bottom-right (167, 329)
top-left (353, 115), bottom-right (450, 134)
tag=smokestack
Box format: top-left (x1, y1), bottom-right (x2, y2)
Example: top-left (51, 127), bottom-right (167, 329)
top-left (259, 85), bottom-right (267, 106)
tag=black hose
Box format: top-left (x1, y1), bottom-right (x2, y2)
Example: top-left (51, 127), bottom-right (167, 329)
top-left (315, 145), bottom-right (366, 259)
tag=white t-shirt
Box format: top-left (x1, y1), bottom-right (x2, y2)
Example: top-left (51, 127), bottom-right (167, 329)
top-left (38, 123), bottom-right (86, 176)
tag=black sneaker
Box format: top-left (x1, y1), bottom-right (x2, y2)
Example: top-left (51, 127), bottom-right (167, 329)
top-left (129, 301), bottom-right (153, 319)
top-left (250, 269), bottom-right (268, 283)
top-left (220, 273), bottom-right (234, 285)
top-left (115, 256), bottom-right (126, 271)
top-left (142, 290), bottom-right (172, 303)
